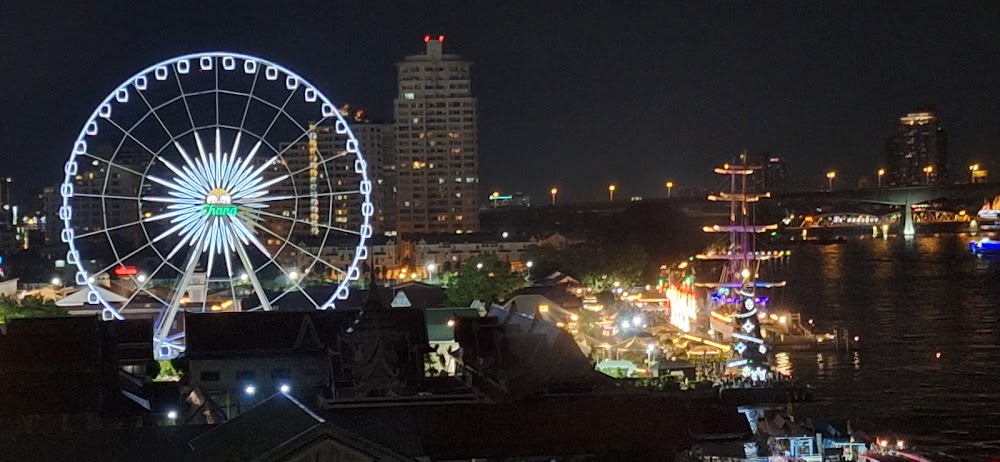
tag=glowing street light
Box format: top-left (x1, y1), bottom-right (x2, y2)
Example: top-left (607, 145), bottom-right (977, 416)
top-left (665, 181), bottom-right (674, 198)
top-left (288, 270), bottom-right (300, 282)
top-left (426, 262), bottom-right (437, 282)
top-left (279, 383), bottom-right (291, 394)
top-left (877, 168), bottom-right (885, 188)
top-left (608, 184), bottom-right (616, 202)
top-left (244, 385), bottom-right (256, 396)
top-left (970, 163), bottom-right (981, 183)
top-left (51, 277), bottom-right (62, 286)
top-left (166, 410), bottom-right (178, 421)
top-left (923, 165), bottom-right (934, 184)
top-left (550, 187), bottom-right (558, 205)
top-left (826, 171), bottom-right (836, 191)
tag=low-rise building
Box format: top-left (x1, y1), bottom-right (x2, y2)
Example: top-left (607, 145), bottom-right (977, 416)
top-left (405, 232), bottom-right (538, 272)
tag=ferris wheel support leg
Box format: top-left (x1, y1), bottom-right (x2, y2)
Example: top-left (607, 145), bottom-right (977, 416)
top-left (154, 247), bottom-right (202, 359)
top-left (235, 242), bottom-right (273, 311)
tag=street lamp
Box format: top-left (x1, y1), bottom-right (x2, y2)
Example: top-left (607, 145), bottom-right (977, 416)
top-left (923, 165), bottom-right (934, 184)
top-left (426, 262), bottom-right (437, 282)
top-left (550, 187), bottom-right (558, 205)
top-left (826, 171), bottom-right (836, 191)
top-left (970, 163), bottom-right (980, 183)
top-left (608, 184), bottom-right (616, 202)
top-left (665, 181), bottom-right (674, 198)
top-left (877, 168), bottom-right (885, 188)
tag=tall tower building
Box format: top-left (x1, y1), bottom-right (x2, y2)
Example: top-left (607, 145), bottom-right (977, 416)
top-left (270, 109), bottom-right (392, 246)
top-left (392, 36), bottom-right (479, 235)
top-left (886, 109), bottom-right (948, 186)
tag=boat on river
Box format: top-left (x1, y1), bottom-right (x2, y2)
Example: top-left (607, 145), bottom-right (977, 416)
top-left (969, 237), bottom-right (1000, 256)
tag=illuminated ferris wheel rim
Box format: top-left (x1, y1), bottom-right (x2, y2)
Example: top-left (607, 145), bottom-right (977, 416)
top-left (59, 51), bottom-right (373, 354)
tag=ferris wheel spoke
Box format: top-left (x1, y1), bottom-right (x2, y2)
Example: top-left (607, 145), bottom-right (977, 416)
top-left (257, 82), bottom-right (300, 146)
top-left (233, 241), bottom-right (272, 311)
top-left (173, 142), bottom-right (211, 187)
top-left (227, 215), bottom-right (272, 258)
top-left (231, 174), bottom-right (289, 201)
top-left (91, 237), bottom-right (162, 279)
top-left (247, 208), bottom-right (360, 236)
top-left (224, 140), bottom-right (263, 192)
top-left (144, 196), bottom-right (202, 206)
top-left (74, 218), bottom-right (147, 240)
top-left (237, 64), bottom-right (261, 135)
top-left (246, 220), bottom-right (347, 275)
top-left (153, 211), bottom-right (204, 245)
top-left (248, 190), bottom-right (362, 203)
top-left (173, 69), bottom-right (197, 131)
top-left (288, 150), bottom-right (349, 177)
top-left (116, 255), bottom-right (172, 315)
top-left (101, 117), bottom-right (164, 166)
top-left (146, 173), bottom-right (203, 199)
top-left (79, 153), bottom-right (147, 178)
top-left (214, 61), bottom-right (220, 126)
top-left (192, 132), bottom-right (216, 185)
top-left (261, 257), bottom-right (323, 310)
top-left (214, 88), bottom-right (310, 134)
top-left (73, 193), bottom-right (141, 202)
top-left (132, 80), bottom-right (180, 143)
top-left (157, 156), bottom-right (208, 195)
top-left (142, 207), bottom-right (200, 224)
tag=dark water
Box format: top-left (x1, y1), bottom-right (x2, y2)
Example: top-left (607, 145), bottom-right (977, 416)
top-left (773, 234), bottom-right (1000, 457)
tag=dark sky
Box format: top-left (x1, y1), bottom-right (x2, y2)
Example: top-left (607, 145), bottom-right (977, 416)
top-left (2, 1), bottom-right (999, 203)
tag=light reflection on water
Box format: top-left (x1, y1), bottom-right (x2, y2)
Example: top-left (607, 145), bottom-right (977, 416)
top-left (774, 234), bottom-right (1000, 457)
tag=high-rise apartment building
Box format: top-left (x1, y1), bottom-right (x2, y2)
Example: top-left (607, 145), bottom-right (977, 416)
top-left (268, 110), bottom-right (392, 250)
top-left (886, 109), bottom-right (948, 186)
top-left (392, 36), bottom-right (479, 235)
top-left (748, 153), bottom-right (788, 194)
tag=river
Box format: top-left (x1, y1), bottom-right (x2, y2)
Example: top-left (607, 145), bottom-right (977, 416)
top-left (773, 234), bottom-right (1000, 457)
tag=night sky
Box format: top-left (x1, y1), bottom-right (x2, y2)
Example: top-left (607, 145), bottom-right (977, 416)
top-left (2, 1), bottom-right (999, 203)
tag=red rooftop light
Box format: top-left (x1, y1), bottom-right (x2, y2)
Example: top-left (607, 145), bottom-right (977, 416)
top-left (438, 35), bottom-right (445, 42)
top-left (423, 35), bottom-right (431, 43)
top-left (114, 266), bottom-right (139, 276)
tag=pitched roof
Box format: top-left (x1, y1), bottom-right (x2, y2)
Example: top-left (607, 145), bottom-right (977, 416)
top-left (184, 311), bottom-right (324, 357)
top-left (323, 393), bottom-right (750, 460)
top-left (189, 393), bottom-right (325, 460)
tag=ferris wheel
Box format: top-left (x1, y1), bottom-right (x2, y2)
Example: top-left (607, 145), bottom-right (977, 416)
top-left (59, 52), bottom-right (373, 359)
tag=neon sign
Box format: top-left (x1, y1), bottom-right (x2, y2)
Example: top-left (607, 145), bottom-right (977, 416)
top-left (201, 204), bottom-right (238, 216)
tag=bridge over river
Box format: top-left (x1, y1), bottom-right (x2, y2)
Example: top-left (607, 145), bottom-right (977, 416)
top-left (773, 182), bottom-right (1000, 235)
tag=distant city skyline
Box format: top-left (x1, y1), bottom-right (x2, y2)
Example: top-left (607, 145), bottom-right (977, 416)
top-left (2, 2), bottom-right (999, 203)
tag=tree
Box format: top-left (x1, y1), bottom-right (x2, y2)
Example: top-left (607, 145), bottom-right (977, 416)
top-left (444, 255), bottom-right (528, 307)
top-left (524, 240), bottom-right (648, 292)
top-left (0, 295), bottom-right (66, 324)
top-left (5, 249), bottom-right (56, 283)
